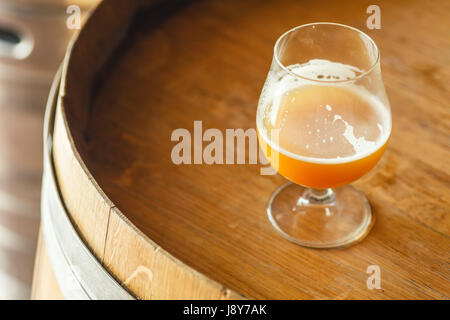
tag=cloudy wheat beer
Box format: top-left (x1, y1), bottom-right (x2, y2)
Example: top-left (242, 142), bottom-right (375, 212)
top-left (257, 82), bottom-right (391, 189)
top-left (257, 23), bottom-right (392, 248)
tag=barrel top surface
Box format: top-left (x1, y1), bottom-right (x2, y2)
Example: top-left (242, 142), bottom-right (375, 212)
top-left (61, 0), bottom-right (449, 299)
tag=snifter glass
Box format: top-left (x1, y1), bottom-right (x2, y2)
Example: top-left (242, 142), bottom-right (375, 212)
top-left (256, 23), bottom-right (391, 248)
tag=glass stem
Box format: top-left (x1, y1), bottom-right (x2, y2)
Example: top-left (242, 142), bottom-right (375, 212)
top-left (308, 188), bottom-right (335, 204)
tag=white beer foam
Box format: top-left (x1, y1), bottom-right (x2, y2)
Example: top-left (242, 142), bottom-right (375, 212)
top-left (288, 59), bottom-right (363, 81)
top-left (332, 114), bottom-right (376, 155)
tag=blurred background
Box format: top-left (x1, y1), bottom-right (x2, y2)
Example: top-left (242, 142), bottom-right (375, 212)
top-left (0, 0), bottom-right (99, 299)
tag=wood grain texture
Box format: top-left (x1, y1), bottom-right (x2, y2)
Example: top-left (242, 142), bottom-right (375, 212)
top-left (53, 104), bottom-right (112, 259)
top-left (55, 0), bottom-right (449, 299)
top-left (103, 207), bottom-right (239, 299)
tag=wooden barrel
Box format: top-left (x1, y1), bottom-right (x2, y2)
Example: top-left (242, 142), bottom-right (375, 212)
top-left (32, 0), bottom-right (450, 300)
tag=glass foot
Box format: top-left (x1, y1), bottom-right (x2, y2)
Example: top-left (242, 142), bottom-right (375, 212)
top-left (267, 183), bottom-right (374, 248)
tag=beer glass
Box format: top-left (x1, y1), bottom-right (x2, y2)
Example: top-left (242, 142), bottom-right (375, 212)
top-left (257, 23), bottom-right (391, 248)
